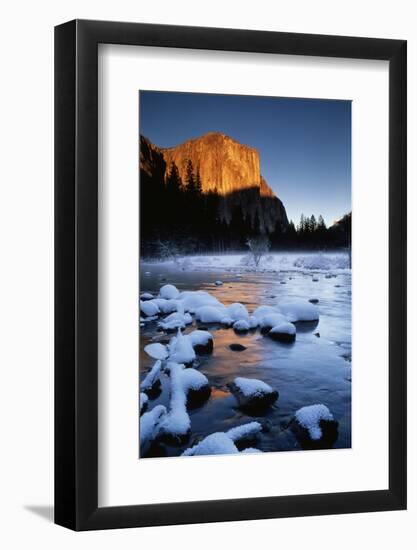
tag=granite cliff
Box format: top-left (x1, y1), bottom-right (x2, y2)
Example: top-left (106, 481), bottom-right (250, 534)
top-left (140, 132), bottom-right (288, 233)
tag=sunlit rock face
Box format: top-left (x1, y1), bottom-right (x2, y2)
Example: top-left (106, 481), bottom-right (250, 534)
top-left (140, 132), bottom-right (289, 232)
top-left (161, 132), bottom-right (261, 195)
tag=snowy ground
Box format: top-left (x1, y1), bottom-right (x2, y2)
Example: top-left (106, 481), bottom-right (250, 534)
top-left (141, 250), bottom-right (350, 274)
top-left (139, 250), bottom-right (351, 458)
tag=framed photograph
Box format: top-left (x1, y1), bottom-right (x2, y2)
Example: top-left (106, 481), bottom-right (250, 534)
top-left (55, 20), bottom-right (406, 530)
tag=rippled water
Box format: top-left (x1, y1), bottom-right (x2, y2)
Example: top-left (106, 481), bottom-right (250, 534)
top-left (140, 261), bottom-right (351, 457)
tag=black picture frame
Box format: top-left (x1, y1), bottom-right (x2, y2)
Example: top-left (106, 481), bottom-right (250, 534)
top-left (55, 19), bottom-right (407, 531)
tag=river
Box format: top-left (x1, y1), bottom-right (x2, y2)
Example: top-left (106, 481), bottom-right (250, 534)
top-left (140, 252), bottom-right (351, 457)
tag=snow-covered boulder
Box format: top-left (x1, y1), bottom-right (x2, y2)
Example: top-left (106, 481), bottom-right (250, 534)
top-left (179, 290), bottom-right (222, 313)
top-left (159, 284), bottom-right (180, 300)
top-left (153, 298), bottom-right (179, 314)
top-left (140, 360), bottom-right (163, 396)
top-left (140, 292), bottom-right (154, 301)
top-left (144, 342), bottom-right (168, 360)
top-left (140, 404), bottom-right (166, 455)
top-left (181, 366), bottom-right (211, 408)
top-left (168, 330), bottom-right (196, 365)
top-left (278, 298), bottom-right (319, 323)
top-left (252, 305), bottom-right (279, 319)
top-left (195, 305), bottom-right (227, 323)
top-left (226, 421), bottom-right (263, 443)
top-left (227, 302), bottom-right (249, 321)
top-left (139, 392), bottom-right (148, 415)
top-left (248, 316), bottom-right (259, 329)
top-left (182, 422), bottom-right (262, 456)
top-left (312, 275), bottom-right (319, 282)
top-left (159, 363), bottom-right (191, 444)
top-left (214, 280), bottom-right (223, 286)
top-left (220, 315), bottom-right (234, 326)
top-left (292, 404), bottom-right (338, 449)
top-left (228, 377), bottom-right (278, 411)
top-left (159, 363), bottom-right (210, 443)
top-left (158, 311), bottom-right (193, 331)
top-left (182, 432), bottom-right (237, 456)
top-left (140, 299), bottom-right (160, 318)
top-left (259, 312), bottom-right (288, 333)
top-left (268, 321), bottom-right (296, 343)
top-left (188, 329), bottom-right (214, 354)
top-left (233, 319), bottom-right (250, 333)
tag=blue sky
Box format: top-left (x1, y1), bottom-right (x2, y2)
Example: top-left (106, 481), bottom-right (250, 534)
top-left (140, 91), bottom-right (351, 226)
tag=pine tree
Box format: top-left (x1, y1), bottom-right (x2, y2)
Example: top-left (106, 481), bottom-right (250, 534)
top-left (185, 159), bottom-right (196, 193)
top-left (310, 214), bottom-right (317, 232)
top-left (285, 220), bottom-right (297, 247)
top-left (166, 162), bottom-right (182, 194)
top-left (195, 167), bottom-right (202, 196)
top-left (318, 214), bottom-right (326, 231)
top-left (230, 204), bottom-right (246, 249)
top-left (270, 220), bottom-right (283, 249)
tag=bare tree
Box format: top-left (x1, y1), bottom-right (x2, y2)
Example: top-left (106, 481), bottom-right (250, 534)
top-left (152, 239), bottom-right (179, 261)
top-left (246, 235), bottom-right (271, 268)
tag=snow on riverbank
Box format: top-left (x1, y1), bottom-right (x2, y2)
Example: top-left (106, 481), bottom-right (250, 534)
top-left (141, 251), bottom-right (350, 274)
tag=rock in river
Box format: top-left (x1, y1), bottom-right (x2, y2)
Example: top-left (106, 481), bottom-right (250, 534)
top-left (228, 376), bottom-right (278, 412)
top-left (268, 321), bottom-right (296, 343)
top-left (188, 329), bottom-right (214, 355)
top-left (291, 404), bottom-right (339, 449)
top-left (233, 319), bottom-right (250, 333)
top-left (229, 343), bottom-right (247, 352)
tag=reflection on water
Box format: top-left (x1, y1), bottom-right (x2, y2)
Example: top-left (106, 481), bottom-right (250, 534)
top-left (140, 265), bottom-right (351, 457)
